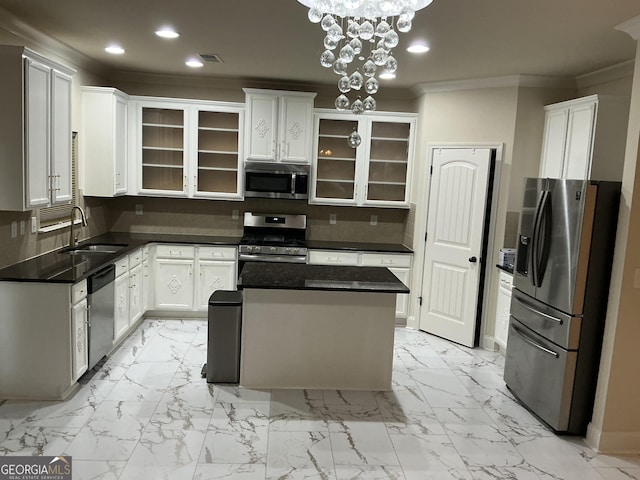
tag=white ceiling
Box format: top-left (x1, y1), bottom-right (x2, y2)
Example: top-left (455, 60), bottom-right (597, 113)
top-left (0, 0), bottom-right (638, 91)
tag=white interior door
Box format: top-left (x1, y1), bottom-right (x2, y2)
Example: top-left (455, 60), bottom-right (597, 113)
top-left (419, 147), bottom-right (492, 347)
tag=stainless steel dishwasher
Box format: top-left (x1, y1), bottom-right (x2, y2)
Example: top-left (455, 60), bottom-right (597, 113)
top-left (87, 264), bottom-right (115, 370)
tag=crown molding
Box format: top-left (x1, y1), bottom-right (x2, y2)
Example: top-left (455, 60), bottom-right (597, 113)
top-left (576, 60), bottom-right (635, 89)
top-left (413, 74), bottom-right (575, 95)
top-left (616, 15), bottom-right (640, 40)
top-left (0, 6), bottom-right (108, 76)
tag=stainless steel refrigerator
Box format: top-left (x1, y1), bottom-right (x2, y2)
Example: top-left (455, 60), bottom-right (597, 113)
top-left (504, 178), bottom-right (620, 434)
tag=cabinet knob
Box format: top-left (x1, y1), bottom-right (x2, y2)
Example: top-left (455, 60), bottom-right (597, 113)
top-left (468, 256), bottom-right (478, 263)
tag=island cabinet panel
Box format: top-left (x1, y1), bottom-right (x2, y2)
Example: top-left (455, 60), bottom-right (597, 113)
top-left (241, 288), bottom-right (396, 390)
top-left (494, 269), bottom-right (513, 351)
top-left (0, 46), bottom-right (74, 211)
top-left (311, 110), bottom-right (415, 208)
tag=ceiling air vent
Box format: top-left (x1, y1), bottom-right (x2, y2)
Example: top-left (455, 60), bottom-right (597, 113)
top-left (198, 53), bottom-right (223, 63)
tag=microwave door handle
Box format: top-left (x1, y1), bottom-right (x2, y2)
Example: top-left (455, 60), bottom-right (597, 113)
top-left (291, 173), bottom-right (296, 195)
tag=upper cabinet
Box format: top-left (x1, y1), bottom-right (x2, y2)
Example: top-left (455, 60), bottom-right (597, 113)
top-left (310, 110), bottom-right (415, 208)
top-left (539, 94), bottom-right (629, 181)
top-left (243, 89), bottom-right (316, 164)
top-left (81, 87), bottom-right (129, 197)
top-left (130, 97), bottom-right (244, 199)
top-left (0, 46), bottom-right (74, 211)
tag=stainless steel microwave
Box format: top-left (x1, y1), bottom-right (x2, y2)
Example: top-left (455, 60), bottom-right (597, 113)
top-left (244, 162), bottom-right (309, 200)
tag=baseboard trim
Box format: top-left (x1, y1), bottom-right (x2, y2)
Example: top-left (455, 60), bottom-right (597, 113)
top-left (586, 423), bottom-right (640, 454)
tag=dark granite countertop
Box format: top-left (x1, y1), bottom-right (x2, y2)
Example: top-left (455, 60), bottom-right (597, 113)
top-left (496, 264), bottom-right (514, 275)
top-left (306, 240), bottom-right (413, 254)
top-left (0, 232), bottom-right (241, 284)
top-left (0, 232), bottom-right (412, 284)
top-left (238, 262), bottom-right (410, 293)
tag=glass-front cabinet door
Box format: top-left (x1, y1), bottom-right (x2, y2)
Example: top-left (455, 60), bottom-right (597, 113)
top-left (133, 99), bottom-right (243, 199)
top-left (312, 116), bottom-right (360, 204)
top-left (363, 119), bottom-right (413, 206)
top-left (139, 105), bottom-right (187, 195)
top-left (195, 107), bottom-right (243, 198)
top-left (311, 111), bottom-right (415, 207)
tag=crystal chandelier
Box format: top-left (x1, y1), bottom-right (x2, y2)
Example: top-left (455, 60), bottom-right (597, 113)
top-left (297, 0), bottom-right (433, 114)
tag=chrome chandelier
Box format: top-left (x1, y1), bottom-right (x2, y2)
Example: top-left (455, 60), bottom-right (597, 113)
top-left (297, 0), bottom-right (433, 114)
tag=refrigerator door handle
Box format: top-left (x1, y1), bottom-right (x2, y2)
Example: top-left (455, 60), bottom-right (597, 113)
top-left (531, 190), bottom-right (551, 287)
top-left (512, 323), bottom-right (559, 358)
top-left (512, 294), bottom-right (564, 324)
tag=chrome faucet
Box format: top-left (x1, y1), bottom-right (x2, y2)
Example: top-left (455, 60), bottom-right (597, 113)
top-left (69, 206), bottom-right (88, 247)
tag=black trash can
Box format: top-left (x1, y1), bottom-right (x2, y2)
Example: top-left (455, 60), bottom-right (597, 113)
top-left (205, 290), bottom-right (242, 384)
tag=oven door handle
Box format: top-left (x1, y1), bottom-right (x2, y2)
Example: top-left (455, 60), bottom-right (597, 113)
top-left (238, 253), bottom-right (308, 263)
top-left (512, 323), bottom-right (559, 358)
top-left (291, 173), bottom-right (296, 195)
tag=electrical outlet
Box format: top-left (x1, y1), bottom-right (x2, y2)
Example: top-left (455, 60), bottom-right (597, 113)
top-left (370, 215), bottom-right (378, 226)
top-left (329, 214), bottom-right (337, 225)
top-left (11, 221), bottom-right (17, 239)
top-left (19, 220), bottom-right (25, 236)
top-left (85, 205), bottom-right (91, 220)
top-left (232, 209), bottom-right (239, 220)
top-left (31, 216), bottom-right (37, 234)
top-left (135, 204), bottom-right (143, 215)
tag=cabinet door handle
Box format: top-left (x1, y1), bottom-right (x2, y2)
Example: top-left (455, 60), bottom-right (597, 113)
top-left (194, 175), bottom-right (197, 190)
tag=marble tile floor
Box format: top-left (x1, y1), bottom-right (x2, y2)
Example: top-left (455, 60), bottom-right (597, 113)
top-left (1, 318), bottom-right (639, 480)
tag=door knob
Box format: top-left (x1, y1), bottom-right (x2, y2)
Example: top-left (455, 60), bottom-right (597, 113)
top-left (468, 256), bottom-right (478, 263)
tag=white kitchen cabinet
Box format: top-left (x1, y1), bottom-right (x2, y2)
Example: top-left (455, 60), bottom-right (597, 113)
top-left (129, 262), bottom-right (143, 324)
top-left (308, 249), bottom-right (412, 320)
top-left (131, 97), bottom-right (244, 199)
top-left (244, 89), bottom-right (316, 164)
top-left (81, 87), bottom-right (129, 196)
top-left (311, 110), bottom-right (415, 208)
top-left (114, 257), bottom-right (130, 341)
top-left (71, 280), bottom-right (88, 381)
top-left (539, 94), bottom-right (628, 181)
top-left (196, 246), bottom-right (237, 311)
top-left (153, 245), bottom-right (196, 310)
top-left (142, 246), bottom-right (152, 312)
top-left (494, 269), bottom-right (513, 351)
top-left (0, 46), bottom-right (74, 211)
top-left (0, 282), bottom-right (78, 399)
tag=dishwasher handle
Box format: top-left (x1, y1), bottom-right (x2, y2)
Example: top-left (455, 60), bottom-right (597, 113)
top-left (88, 264), bottom-right (116, 293)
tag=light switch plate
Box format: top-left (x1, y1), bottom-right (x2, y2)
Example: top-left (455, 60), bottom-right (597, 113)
top-left (11, 221), bottom-right (17, 239)
top-left (19, 220), bottom-right (25, 236)
top-left (370, 215), bottom-right (378, 226)
top-left (31, 216), bottom-right (37, 234)
top-left (329, 214), bottom-right (337, 225)
top-left (232, 209), bottom-right (239, 220)
top-left (135, 204), bottom-right (143, 215)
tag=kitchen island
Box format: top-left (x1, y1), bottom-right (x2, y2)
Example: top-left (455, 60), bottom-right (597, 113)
top-left (237, 262), bottom-right (409, 391)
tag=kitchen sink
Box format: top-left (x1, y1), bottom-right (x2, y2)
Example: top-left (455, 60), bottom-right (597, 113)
top-left (60, 243), bottom-right (127, 255)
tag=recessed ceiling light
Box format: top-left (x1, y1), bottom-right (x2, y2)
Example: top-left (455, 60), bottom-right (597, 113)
top-left (105, 45), bottom-right (125, 55)
top-left (379, 72), bottom-right (396, 80)
top-left (155, 28), bottom-right (180, 39)
top-left (185, 58), bottom-right (204, 68)
top-left (407, 43), bottom-right (430, 54)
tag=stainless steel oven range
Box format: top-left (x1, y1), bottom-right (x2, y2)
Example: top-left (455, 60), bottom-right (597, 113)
top-left (238, 212), bottom-right (307, 273)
